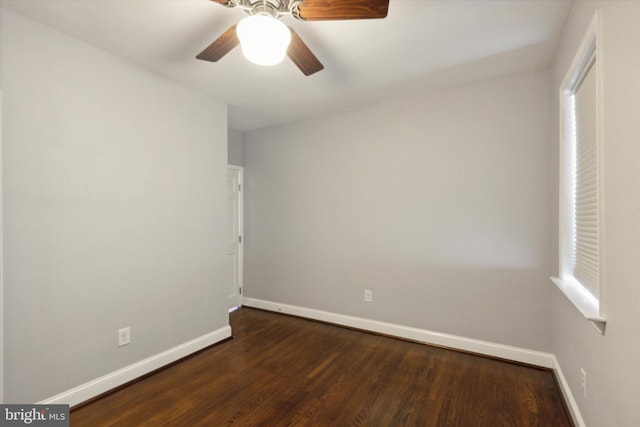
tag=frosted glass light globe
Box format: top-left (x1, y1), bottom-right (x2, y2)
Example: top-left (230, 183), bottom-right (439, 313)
top-left (237, 15), bottom-right (291, 66)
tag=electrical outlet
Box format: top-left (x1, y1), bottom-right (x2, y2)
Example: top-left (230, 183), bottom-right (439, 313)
top-left (118, 327), bottom-right (131, 347)
top-left (364, 290), bottom-right (373, 303)
top-left (580, 368), bottom-right (587, 398)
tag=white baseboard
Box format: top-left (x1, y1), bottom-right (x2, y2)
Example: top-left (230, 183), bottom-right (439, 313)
top-left (553, 355), bottom-right (586, 427)
top-left (242, 297), bottom-right (554, 368)
top-left (39, 325), bottom-right (232, 407)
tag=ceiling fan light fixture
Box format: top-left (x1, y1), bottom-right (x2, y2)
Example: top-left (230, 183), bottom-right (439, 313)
top-left (236, 14), bottom-right (291, 66)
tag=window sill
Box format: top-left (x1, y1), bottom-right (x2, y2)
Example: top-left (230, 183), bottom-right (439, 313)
top-left (550, 277), bottom-right (606, 334)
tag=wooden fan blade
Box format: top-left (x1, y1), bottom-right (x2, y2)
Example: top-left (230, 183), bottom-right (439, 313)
top-left (196, 25), bottom-right (239, 62)
top-left (297, 0), bottom-right (389, 21)
top-left (287, 28), bottom-right (324, 76)
top-left (210, 0), bottom-right (232, 5)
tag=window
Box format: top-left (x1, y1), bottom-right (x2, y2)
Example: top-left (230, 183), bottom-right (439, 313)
top-left (552, 11), bottom-right (605, 333)
top-left (573, 60), bottom-right (598, 298)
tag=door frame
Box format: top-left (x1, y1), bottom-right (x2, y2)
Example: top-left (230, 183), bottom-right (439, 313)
top-left (228, 165), bottom-right (244, 309)
top-left (0, 90), bottom-right (4, 403)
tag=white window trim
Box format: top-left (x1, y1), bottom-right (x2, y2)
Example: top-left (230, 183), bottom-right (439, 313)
top-left (551, 10), bottom-right (606, 334)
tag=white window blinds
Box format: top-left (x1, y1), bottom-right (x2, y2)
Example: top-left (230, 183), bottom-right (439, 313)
top-left (572, 59), bottom-right (599, 298)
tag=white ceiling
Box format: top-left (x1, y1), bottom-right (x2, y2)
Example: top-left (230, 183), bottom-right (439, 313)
top-left (0, 0), bottom-right (573, 131)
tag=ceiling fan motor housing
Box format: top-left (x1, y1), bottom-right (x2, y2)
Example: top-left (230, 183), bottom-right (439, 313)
top-left (226, 0), bottom-right (301, 19)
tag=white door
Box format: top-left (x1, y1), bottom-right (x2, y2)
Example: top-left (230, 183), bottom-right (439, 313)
top-left (227, 166), bottom-right (243, 309)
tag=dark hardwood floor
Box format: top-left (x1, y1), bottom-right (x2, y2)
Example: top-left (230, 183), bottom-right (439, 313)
top-left (71, 307), bottom-right (573, 426)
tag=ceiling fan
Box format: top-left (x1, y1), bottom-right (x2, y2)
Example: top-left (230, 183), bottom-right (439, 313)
top-left (196, 0), bottom-right (390, 76)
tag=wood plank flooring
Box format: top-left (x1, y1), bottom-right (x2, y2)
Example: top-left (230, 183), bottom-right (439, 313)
top-left (71, 308), bottom-right (573, 426)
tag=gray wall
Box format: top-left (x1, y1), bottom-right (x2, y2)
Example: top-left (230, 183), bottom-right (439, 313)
top-left (243, 69), bottom-right (553, 352)
top-left (228, 128), bottom-right (244, 166)
top-left (551, 2), bottom-right (640, 426)
top-left (1, 11), bottom-right (229, 403)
